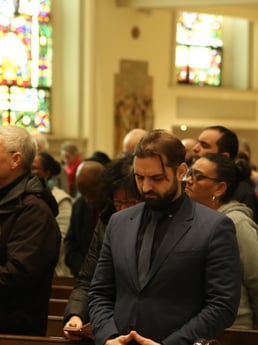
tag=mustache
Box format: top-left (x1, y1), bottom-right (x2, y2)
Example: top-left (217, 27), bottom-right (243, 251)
top-left (142, 191), bottom-right (159, 197)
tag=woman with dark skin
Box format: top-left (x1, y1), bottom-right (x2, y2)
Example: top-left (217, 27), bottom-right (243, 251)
top-left (32, 152), bottom-right (72, 276)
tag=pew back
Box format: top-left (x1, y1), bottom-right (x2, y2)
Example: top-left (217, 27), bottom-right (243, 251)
top-left (219, 328), bottom-right (258, 345)
top-left (47, 276), bottom-right (75, 337)
top-left (0, 334), bottom-right (92, 345)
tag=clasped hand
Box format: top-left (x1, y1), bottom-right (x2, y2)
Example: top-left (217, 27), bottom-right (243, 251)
top-left (105, 330), bottom-right (161, 345)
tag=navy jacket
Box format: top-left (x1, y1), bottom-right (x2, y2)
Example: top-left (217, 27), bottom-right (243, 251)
top-left (89, 195), bottom-right (241, 345)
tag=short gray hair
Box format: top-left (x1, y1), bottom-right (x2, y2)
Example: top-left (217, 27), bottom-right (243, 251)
top-left (0, 126), bottom-right (37, 172)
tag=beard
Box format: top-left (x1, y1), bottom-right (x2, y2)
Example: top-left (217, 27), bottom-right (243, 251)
top-left (140, 180), bottom-right (179, 211)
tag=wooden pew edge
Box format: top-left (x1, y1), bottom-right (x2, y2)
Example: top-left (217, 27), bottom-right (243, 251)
top-left (224, 327), bottom-right (258, 334)
top-left (0, 334), bottom-right (93, 344)
top-left (0, 334), bottom-right (67, 341)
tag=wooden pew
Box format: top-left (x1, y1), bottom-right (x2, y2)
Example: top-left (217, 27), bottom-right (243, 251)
top-left (0, 334), bottom-right (93, 345)
top-left (219, 328), bottom-right (258, 345)
top-left (48, 298), bottom-right (68, 316)
top-left (46, 276), bottom-right (75, 337)
top-left (46, 316), bottom-right (65, 338)
top-left (47, 296), bottom-right (68, 336)
top-left (2, 329), bottom-right (257, 345)
top-left (50, 286), bottom-right (73, 300)
top-left (50, 276), bottom-right (75, 299)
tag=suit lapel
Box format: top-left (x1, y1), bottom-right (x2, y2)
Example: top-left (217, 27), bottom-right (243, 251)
top-left (122, 198), bottom-right (195, 290)
top-left (145, 196), bottom-right (195, 288)
top-left (123, 203), bottom-right (145, 288)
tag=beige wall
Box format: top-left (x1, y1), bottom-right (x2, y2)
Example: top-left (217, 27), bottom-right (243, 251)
top-left (50, 0), bottom-right (258, 163)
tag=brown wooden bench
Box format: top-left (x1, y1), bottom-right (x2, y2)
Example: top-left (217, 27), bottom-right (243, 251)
top-left (3, 328), bottom-right (257, 345)
top-left (51, 276), bottom-right (75, 286)
top-left (48, 298), bottom-right (68, 316)
top-left (47, 296), bottom-right (68, 336)
top-left (46, 276), bottom-right (75, 337)
top-left (50, 286), bottom-right (73, 300)
top-left (219, 327), bottom-right (258, 345)
top-left (50, 276), bottom-right (75, 299)
top-left (0, 334), bottom-right (93, 345)
top-left (46, 316), bottom-right (64, 337)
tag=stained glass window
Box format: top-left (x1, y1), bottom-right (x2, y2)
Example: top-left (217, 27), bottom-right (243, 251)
top-left (0, 0), bottom-right (52, 132)
top-left (176, 12), bottom-right (223, 86)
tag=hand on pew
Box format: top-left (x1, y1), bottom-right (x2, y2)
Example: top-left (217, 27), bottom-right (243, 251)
top-left (63, 315), bottom-right (93, 341)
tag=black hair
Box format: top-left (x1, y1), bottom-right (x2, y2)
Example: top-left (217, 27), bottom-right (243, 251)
top-left (133, 129), bottom-right (186, 178)
top-left (205, 126), bottom-right (238, 160)
top-left (84, 151), bottom-right (111, 166)
top-left (102, 154), bottom-right (137, 200)
top-left (204, 153), bottom-right (248, 203)
top-left (38, 152), bottom-right (61, 177)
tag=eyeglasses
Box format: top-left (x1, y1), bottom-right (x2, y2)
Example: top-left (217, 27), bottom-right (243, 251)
top-left (186, 168), bottom-right (221, 182)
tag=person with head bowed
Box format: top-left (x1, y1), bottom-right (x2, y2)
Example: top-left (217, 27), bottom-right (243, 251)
top-left (64, 160), bottom-right (108, 277)
top-left (88, 129), bottom-right (241, 345)
top-left (63, 154), bottom-right (141, 340)
top-left (32, 152), bottom-right (73, 277)
top-left (60, 141), bottom-right (82, 197)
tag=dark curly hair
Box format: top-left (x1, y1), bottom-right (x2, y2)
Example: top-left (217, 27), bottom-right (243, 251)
top-left (203, 153), bottom-right (250, 203)
top-left (38, 152), bottom-right (61, 177)
top-left (102, 154), bottom-right (137, 200)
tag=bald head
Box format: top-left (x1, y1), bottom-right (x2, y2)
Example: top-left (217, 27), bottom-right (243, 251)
top-left (181, 138), bottom-right (197, 165)
top-left (122, 128), bottom-right (147, 154)
top-left (31, 132), bottom-right (49, 152)
top-left (76, 161), bottom-right (107, 208)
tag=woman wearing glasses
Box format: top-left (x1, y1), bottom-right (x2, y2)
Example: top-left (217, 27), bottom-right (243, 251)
top-left (185, 153), bottom-right (258, 330)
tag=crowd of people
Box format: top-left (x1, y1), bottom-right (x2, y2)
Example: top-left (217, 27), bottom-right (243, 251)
top-left (0, 125), bottom-right (258, 345)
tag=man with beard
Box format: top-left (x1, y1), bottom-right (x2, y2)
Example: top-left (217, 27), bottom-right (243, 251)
top-left (192, 125), bottom-right (258, 224)
top-left (88, 129), bottom-right (241, 345)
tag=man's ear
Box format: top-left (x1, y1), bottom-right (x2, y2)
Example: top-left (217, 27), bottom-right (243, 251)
top-left (177, 162), bottom-right (188, 181)
top-left (11, 152), bottom-right (22, 169)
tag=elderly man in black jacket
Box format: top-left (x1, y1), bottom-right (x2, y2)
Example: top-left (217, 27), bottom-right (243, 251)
top-left (0, 125), bottom-right (61, 336)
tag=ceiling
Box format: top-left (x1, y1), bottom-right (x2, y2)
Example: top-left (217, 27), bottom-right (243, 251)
top-left (116, 0), bottom-right (258, 6)
top-left (116, 0), bottom-right (258, 20)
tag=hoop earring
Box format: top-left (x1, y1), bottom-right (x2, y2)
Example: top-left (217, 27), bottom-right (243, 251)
top-left (212, 195), bottom-right (216, 202)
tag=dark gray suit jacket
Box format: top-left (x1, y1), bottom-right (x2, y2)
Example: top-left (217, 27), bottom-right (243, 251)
top-left (89, 195), bottom-right (241, 345)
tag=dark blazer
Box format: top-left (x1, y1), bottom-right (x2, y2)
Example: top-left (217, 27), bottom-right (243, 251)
top-left (64, 202), bottom-right (116, 324)
top-left (64, 196), bottom-right (96, 277)
top-left (89, 194), bottom-right (241, 345)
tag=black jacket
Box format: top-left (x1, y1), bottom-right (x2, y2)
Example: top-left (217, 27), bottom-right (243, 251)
top-left (64, 202), bottom-right (116, 324)
top-left (0, 174), bottom-right (61, 335)
top-left (64, 196), bottom-right (98, 277)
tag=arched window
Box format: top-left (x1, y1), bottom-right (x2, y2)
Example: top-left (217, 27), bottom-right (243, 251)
top-left (0, 0), bottom-right (52, 132)
top-left (176, 12), bottom-right (223, 87)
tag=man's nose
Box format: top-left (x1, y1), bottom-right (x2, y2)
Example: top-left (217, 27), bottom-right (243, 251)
top-left (142, 179), bottom-right (152, 193)
top-left (193, 142), bottom-right (200, 153)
